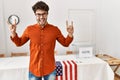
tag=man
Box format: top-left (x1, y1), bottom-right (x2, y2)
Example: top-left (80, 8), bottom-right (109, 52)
top-left (8, 1), bottom-right (74, 80)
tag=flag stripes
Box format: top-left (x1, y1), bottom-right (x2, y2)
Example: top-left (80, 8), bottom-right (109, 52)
top-left (67, 61), bottom-right (72, 80)
top-left (56, 60), bottom-right (77, 80)
top-left (71, 60), bottom-right (77, 80)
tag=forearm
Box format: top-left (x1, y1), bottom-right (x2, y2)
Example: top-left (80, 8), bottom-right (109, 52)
top-left (58, 35), bottom-right (73, 47)
top-left (68, 33), bottom-right (73, 38)
top-left (11, 31), bottom-right (17, 38)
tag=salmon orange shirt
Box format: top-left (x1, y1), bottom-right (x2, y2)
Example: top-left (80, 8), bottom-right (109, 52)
top-left (11, 23), bottom-right (73, 77)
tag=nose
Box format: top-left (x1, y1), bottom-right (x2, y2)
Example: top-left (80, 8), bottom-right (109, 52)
top-left (39, 15), bottom-right (44, 18)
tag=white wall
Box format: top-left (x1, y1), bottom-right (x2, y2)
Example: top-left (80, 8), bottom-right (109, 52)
top-left (1, 0), bottom-right (97, 56)
top-left (96, 0), bottom-right (120, 58)
top-left (0, 0), bottom-right (6, 54)
top-left (1, 0), bottom-right (120, 58)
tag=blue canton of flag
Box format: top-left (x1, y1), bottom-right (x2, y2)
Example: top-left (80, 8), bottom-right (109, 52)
top-left (56, 61), bottom-right (63, 76)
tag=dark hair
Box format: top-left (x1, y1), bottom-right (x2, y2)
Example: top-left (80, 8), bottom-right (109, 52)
top-left (32, 1), bottom-right (49, 13)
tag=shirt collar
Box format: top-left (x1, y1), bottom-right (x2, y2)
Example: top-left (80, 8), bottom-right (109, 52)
top-left (36, 23), bottom-right (48, 30)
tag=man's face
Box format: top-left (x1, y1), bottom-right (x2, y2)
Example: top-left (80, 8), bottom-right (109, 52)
top-left (35, 9), bottom-right (48, 27)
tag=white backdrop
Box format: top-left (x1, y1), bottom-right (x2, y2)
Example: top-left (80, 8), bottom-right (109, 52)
top-left (0, 0), bottom-right (120, 58)
top-left (1, 0), bottom-right (97, 56)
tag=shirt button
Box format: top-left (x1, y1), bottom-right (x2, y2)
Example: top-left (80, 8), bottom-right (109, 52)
top-left (41, 30), bottom-right (43, 33)
top-left (41, 43), bottom-right (43, 46)
top-left (40, 36), bottom-right (43, 39)
top-left (41, 51), bottom-right (43, 54)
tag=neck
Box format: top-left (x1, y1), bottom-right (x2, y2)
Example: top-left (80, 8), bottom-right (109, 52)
top-left (41, 25), bottom-right (44, 28)
top-left (38, 22), bottom-right (47, 28)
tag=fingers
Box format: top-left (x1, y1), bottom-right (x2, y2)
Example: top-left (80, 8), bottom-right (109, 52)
top-left (66, 20), bottom-right (74, 36)
top-left (66, 20), bottom-right (68, 28)
top-left (66, 20), bottom-right (73, 27)
top-left (14, 19), bottom-right (17, 25)
top-left (7, 20), bottom-right (11, 26)
top-left (7, 18), bottom-right (17, 25)
top-left (71, 21), bottom-right (73, 26)
top-left (7, 19), bottom-right (17, 31)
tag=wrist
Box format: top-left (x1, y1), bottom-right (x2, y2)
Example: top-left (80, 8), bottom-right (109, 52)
top-left (68, 33), bottom-right (73, 38)
top-left (11, 31), bottom-right (16, 38)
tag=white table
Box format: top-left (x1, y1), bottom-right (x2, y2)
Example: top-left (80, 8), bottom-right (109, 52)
top-left (0, 56), bottom-right (29, 80)
top-left (0, 54), bottom-right (114, 80)
top-left (55, 55), bottom-right (114, 80)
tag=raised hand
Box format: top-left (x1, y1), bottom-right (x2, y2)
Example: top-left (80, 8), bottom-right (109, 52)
top-left (66, 20), bottom-right (74, 37)
top-left (7, 19), bottom-right (17, 38)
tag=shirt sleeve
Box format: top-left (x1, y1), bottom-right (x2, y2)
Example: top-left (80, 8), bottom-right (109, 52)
top-left (10, 27), bottom-right (29, 46)
top-left (56, 27), bottom-right (73, 47)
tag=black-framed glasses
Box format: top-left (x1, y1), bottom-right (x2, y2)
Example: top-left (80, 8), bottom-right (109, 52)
top-left (35, 12), bottom-right (48, 17)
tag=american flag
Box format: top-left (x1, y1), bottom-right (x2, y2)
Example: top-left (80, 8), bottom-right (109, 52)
top-left (56, 60), bottom-right (77, 80)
